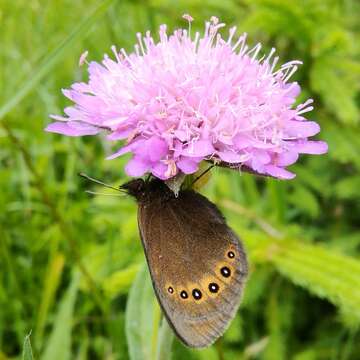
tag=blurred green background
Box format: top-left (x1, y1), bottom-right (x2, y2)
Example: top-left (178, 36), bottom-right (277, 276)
top-left (1, 0), bottom-right (360, 359)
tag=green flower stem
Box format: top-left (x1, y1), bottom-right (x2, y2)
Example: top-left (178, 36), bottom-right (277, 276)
top-left (156, 317), bottom-right (174, 360)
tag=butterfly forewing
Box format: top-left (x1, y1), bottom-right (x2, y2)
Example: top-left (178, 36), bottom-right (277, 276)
top-left (136, 181), bottom-right (248, 348)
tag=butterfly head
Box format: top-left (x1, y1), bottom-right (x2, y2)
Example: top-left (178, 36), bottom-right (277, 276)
top-left (120, 178), bottom-right (146, 200)
top-left (120, 177), bottom-right (177, 203)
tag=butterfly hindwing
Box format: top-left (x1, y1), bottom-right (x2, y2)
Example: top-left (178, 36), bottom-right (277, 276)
top-left (137, 184), bottom-right (248, 348)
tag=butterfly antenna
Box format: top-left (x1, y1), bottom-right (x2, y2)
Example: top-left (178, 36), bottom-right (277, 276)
top-left (79, 172), bottom-right (123, 192)
top-left (191, 165), bottom-right (215, 187)
top-left (85, 190), bottom-right (126, 197)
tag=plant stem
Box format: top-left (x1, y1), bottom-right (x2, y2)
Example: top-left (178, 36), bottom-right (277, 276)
top-left (156, 317), bottom-right (174, 360)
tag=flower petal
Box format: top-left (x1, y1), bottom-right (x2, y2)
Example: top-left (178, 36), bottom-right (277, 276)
top-left (217, 150), bottom-right (248, 163)
top-left (292, 140), bottom-right (328, 154)
top-left (182, 139), bottom-right (215, 157)
top-left (265, 165), bottom-right (296, 179)
top-left (45, 121), bottom-right (101, 136)
top-left (106, 139), bottom-right (145, 159)
top-left (177, 157), bottom-right (200, 174)
top-left (147, 137), bottom-right (168, 162)
top-left (276, 151), bottom-right (299, 166)
top-left (151, 162), bottom-right (169, 179)
top-left (125, 156), bottom-right (150, 177)
top-left (284, 120), bottom-right (320, 138)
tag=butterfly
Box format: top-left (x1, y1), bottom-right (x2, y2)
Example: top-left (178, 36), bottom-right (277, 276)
top-left (119, 176), bottom-right (248, 348)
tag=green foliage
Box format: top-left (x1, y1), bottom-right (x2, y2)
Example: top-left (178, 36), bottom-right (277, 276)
top-left (41, 274), bottom-right (79, 360)
top-left (22, 333), bottom-right (34, 360)
top-left (235, 228), bottom-right (360, 325)
top-left (125, 264), bottom-right (161, 360)
top-left (1, 0), bottom-right (360, 359)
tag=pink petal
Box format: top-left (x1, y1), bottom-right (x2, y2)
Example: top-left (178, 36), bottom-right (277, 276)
top-left (174, 129), bottom-right (188, 142)
top-left (284, 120), bottom-right (320, 138)
top-left (283, 82), bottom-right (301, 98)
top-left (106, 128), bottom-right (134, 140)
top-left (217, 150), bottom-right (246, 163)
top-left (106, 139), bottom-right (145, 160)
top-left (151, 162), bottom-right (169, 179)
top-left (125, 156), bottom-right (150, 177)
top-left (265, 165), bottom-right (296, 179)
top-left (147, 137), bottom-right (168, 162)
top-left (276, 151), bottom-right (299, 166)
top-left (177, 157), bottom-right (200, 174)
top-left (248, 150), bottom-right (272, 173)
top-left (292, 140), bottom-right (328, 154)
top-left (182, 139), bottom-right (215, 157)
top-left (45, 121), bottom-right (101, 136)
top-left (233, 134), bottom-right (252, 150)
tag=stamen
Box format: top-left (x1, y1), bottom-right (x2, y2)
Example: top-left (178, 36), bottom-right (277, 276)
top-left (297, 99), bottom-right (314, 110)
top-left (136, 32), bottom-right (146, 55)
top-left (111, 45), bottom-right (121, 63)
top-left (233, 33), bottom-right (247, 53)
top-left (283, 65), bottom-right (298, 83)
top-left (159, 24), bottom-right (168, 42)
top-left (269, 56), bottom-right (280, 74)
top-left (182, 13), bottom-right (194, 22)
top-left (193, 31), bottom-right (200, 51)
top-left (248, 43), bottom-right (262, 62)
top-left (120, 48), bottom-right (134, 66)
top-left (134, 44), bottom-right (140, 56)
top-left (79, 50), bottom-right (89, 67)
top-left (182, 13), bottom-right (194, 36)
top-left (227, 26), bottom-right (237, 44)
top-left (204, 21), bottom-right (211, 37)
top-left (296, 99), bottom-right (314, 115)
top-left (210, 16), bottom-right (219, 25)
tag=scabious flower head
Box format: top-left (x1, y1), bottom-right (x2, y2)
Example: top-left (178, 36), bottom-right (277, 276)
top-left (46, 16), bottom-right (327, 180)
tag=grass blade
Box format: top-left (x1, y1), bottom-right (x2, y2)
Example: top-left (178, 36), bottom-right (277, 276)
top-left (22, 332), bottom-right (34, 360)
top-left (0, 0), bottom-right (115, 120)
top-left (41, 274), bottom-right (79, 360)
top-left (36, 252), bottom-right (65, 349)
top-left (125, 263), bottom-right (162, 360)
top-left (156, 319), bottom-right (174, 360)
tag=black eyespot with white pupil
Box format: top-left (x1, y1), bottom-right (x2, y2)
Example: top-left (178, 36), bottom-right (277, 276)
top-left (168, 287), bottom-right (174, 294)
top-left (221, 266), bottom-right (231, 278)
top-left (192, 289), bottom-right (202, 300)
top-left (180, 290), bottom-right (188, 299)
top-left (227, 251), bottom-right (235, 259)
top-left (209, 283), bottom-right (219, 293)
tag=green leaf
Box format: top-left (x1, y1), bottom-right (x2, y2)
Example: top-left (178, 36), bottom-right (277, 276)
top-left (36, 252), bottom-right (65, 348)
top-left (103, 262), bottom-right (141, 299)
top-left (22, 332), bottom-right (34, 360)
top-left (233, 228), bottom-right (360, 325)
top-left (288, 185), bottom-right (320, 218)
top-left (322, 122), bottom-right (360, 169)
top-left (311, 56), bottom-right (360, 124)
top-left (156, 319), bottom-right (174, 360)
top-left (41, 274), bottom-right (79, 360)
top-left (335, 176), bottom-right (360, 200)
top-left (125, 263), bottom-right (162, 360)
top-left (275, 241), bottom-right (360, 326)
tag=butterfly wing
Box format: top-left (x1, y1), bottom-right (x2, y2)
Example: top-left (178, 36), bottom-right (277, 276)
top-left (138, 189), bottom-right (248, 348)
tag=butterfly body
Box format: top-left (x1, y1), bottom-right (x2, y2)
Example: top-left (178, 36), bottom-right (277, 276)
top-left (121, 178), bottom-right (248, 348)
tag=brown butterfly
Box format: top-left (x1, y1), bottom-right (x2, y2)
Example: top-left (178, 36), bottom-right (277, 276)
top-left (120, 177), bottom-right (248, 348)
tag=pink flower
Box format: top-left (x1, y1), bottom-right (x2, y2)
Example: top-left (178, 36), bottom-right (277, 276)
top-left (46, 16), bottom-right (327, 180)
